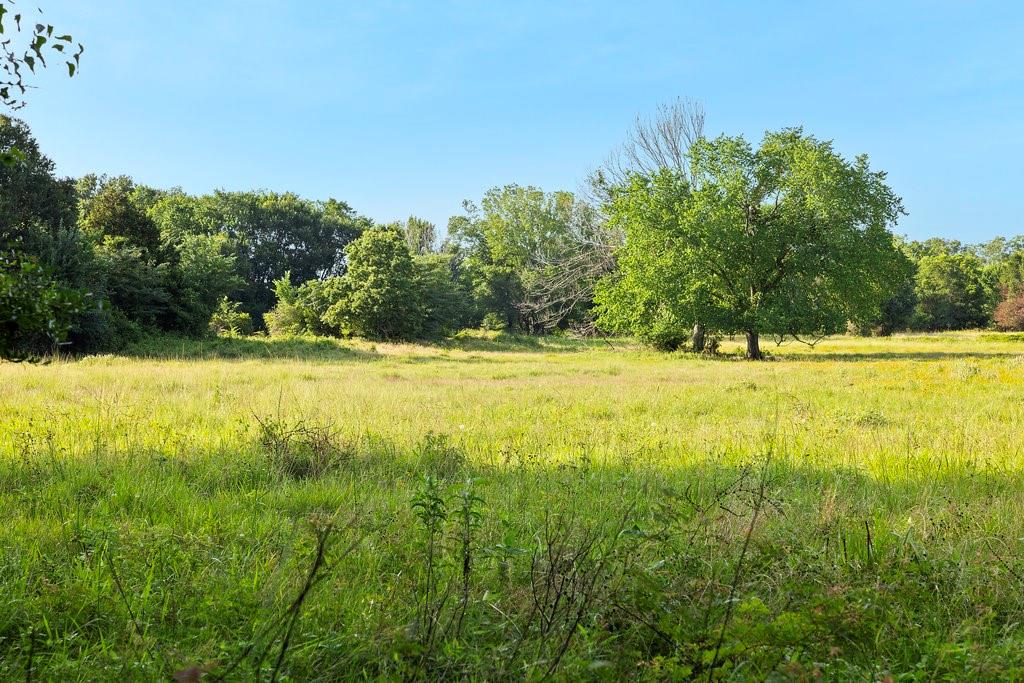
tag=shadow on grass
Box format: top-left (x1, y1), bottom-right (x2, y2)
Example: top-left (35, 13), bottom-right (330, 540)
top-left (8, 427), bottom-right (1024, 681)
top-left (781, 350), bottom-right (1024, 362)
top-left (432, 330), bottom-right (626, 354)
top-left (110, 331), bottom-right (626, 362)
top-left (97, 332), bottom-right (1024, 364)
top-left (116, 335), bottom-right (382, 362)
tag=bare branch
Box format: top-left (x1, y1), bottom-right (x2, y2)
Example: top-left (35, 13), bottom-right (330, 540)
top-left (588, 97), bottom-right (706, 201)
top-left (525, 98), bottom-right (706, 332)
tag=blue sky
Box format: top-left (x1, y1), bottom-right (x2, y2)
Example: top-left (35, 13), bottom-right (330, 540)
top-left (18, 1), bottom-right (1024, 241)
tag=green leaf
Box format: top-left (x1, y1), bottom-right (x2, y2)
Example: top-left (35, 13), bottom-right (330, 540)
top-left (1, 146), bottom-right (27, 167)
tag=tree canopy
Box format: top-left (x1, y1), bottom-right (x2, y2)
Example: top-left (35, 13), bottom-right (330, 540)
top-left (6, 102), bottom-right (1024, 358)
top-left (321, 226), bottom-right (421, 340)
top-left (447, 185), bottom-right (604, 332)
top-left (596, 128), bottom-right (911, 358)
top-left (0, 115), bottom-right (76, 229)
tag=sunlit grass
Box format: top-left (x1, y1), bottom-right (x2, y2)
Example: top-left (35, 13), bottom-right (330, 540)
top-left (2, 330), bottom-right (1024, 679)
top-left (4, 330), bottom-right (1022, 472)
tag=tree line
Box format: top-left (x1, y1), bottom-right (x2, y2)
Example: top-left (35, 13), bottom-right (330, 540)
top-left (3, 108), bottom-right (1024, 360)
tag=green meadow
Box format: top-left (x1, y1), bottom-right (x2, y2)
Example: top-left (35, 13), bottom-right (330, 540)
top-left (3, 331), bottom-right (1024, 680)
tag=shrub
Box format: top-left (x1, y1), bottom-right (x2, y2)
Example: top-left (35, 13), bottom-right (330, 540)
top-left (171, 233), bottom-right (241, 334)
top-left (0, 252), bottom-right (86, 359)
top-left (911, 252), bottom-right (992, 330)
top-left (92, 237), bottom-right (171, 331)
top-left (872, 279), bottom-right (917, 335)
top-left (264, 274), bottom-right (343, 337)
top-left (480, 311), bottom-right (507, 332)
top-left (263, 274), bottom-right (304, 336)
top-left (994, 290), bottom-right (1024, 331)
top-left (413, 432), bottom-right (467, 479)
top-left (255, 414), bottom-right (352, 480)
top-left (415, 253), bottom-right (474, 337)
top-left (639, 309), bottom-right (690, 351)
top-left (209, 297), bottom-right (252, 336)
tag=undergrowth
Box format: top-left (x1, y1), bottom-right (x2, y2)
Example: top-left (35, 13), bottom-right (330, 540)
top-left (3, 421), bottom-right (1024, 680)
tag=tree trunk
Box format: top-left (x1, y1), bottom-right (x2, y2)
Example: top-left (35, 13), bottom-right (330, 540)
top-left (692, 322), bottom-right (706, 353)
top-left (745, 330), bottom-right (762, 360)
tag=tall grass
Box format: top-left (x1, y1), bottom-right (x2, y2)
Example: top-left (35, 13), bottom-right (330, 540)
top-left (2, 331), bottom-right (1024, 679)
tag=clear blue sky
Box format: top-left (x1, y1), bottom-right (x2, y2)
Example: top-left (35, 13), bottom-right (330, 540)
top-left (19, 1), bottom-right (1024, 241)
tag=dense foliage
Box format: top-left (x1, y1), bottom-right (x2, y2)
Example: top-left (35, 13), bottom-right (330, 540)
top-left (0, 252), bottom-right (84, 358)
top-left (265, 227), bottom-right (474, 340)
top-left (4, 114), bottom-right (1024, 359)
top-left (873, 237), bottom-right (1024, 335)
top-left (321, 227), bottom-right (422, 340)
top-left (0, 116), bottom-right (375, 356)
top-left (595, 129), bottom-right (911, 358)
top-left (446, 185), bottom-right (606, 332)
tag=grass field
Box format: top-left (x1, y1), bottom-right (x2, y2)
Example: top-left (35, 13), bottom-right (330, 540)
top-left (3, 331), bottom-right (1024, 680)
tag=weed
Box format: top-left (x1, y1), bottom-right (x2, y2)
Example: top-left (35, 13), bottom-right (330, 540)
top-left (254, 414), bottom-right (352, 480)
top-left (413, 432), bottom-right (466, 480)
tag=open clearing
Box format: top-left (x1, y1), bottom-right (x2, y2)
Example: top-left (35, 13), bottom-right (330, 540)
top-left (3, 331), bottom-right (1024, 680)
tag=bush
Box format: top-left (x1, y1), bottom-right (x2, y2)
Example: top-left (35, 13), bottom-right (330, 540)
top-left (911, 253), bottom-right (991, 330)
top-left (171, 233), bottom-right (241, 334)
top-left (415, 253), bottom-right (474, 337)
top-left (638, 309), bottom-right (690, 351)
top-left (266, 243), bottom-right (474, 342)
top-left (93, 237), bottom-right (171, 330)
top-left (209, 297), bottom-right (252, 336)
top-left (264, 274), bottom-right (343, 337)
top-left (480, 312), bottom-right (507, 332)
top-left (67, 305), bottom-right (128, 353)
top-left (0, 252), bottom-right (86, 359)
top-left (263, 274), bottom-right (305, 336)
top-left (994, 290), bottom-right (1024, 331)
top-left (254, 414), bottom-right (352, 480)
top-left (871, 279), bottom-right (917, 335)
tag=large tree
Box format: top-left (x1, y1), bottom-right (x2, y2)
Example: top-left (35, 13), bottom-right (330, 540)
top-left (212, 192), bottom-right (366, 318)
top-left (558, 97), bottom-right (705, 341)
top-left (147, 190), bottom-right (368, 321)
top-left (403, 215), bottom-right (437, 255)
top-left (322, 226), bottom-right (421, 340)
top-left (596, 128), bottom-right (910, 359)
top-left (0, 115), bottom-right (76, 232)
top-left (910, 251), bottom-right (991, 330)
top-left (0, 117), bottom-right (97, 356)
top-left (448, 185), bottom-right (599, 331)
top-left (77, 175), bottom-right (163, 254)
top-left (414, 252), bottom-right (474, 336)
